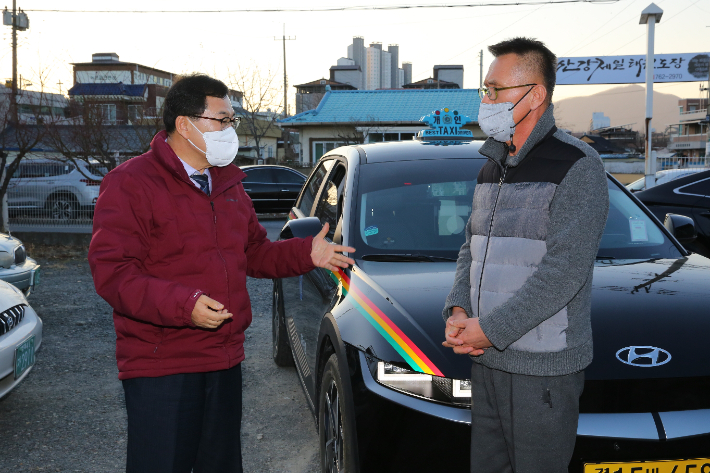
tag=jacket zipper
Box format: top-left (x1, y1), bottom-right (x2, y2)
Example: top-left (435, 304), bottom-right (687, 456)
top-left (211, 201), bottom-right (231, 350)
top-left (476, 162), bottom-right (507, 317)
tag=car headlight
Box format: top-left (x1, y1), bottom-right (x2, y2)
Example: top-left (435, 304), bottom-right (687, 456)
top-left (371, 360), bottom-right (471, 406)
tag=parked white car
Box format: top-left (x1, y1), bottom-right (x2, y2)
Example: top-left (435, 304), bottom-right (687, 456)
top-left (7, 160), bottom-right (106, 220)
top-left (626, 168), bottom-right (706, 192)
top-left (0, 279), bottom-right (42, 400)
top-left (0, 233), bottom-right (40, 296)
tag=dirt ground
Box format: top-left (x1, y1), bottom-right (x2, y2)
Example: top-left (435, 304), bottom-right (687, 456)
top-left (0, 244), bottom-right (319, 472)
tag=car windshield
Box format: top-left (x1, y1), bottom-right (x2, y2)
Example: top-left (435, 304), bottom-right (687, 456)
top-left (599, 179), bottom-right (682, 259)
top-left (354, 159), bottom-right (682, 261)
top-left (354, 159), bottom-right (479, 259)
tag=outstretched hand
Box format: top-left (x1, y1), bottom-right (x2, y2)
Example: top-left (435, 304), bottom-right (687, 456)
top-left (311, 223), bottom-right (356, 272)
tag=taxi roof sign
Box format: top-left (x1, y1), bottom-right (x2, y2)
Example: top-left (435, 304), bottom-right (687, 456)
top-left (416, 107), bottom-right (474, 141)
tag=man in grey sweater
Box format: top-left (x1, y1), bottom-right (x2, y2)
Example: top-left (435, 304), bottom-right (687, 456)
top-left (442, 37), bottom-right (609, 472)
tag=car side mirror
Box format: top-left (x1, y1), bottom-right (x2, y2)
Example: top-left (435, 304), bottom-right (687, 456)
top-left (280, 217), bottom-right (323, 240)
top-left (664, 213), bottom-right (697, 245)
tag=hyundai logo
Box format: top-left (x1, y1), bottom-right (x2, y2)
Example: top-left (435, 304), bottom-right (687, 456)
top-left (616, 346), bottom-right (671, 367)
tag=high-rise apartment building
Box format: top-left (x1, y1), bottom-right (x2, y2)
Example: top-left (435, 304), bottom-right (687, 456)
top-left (402, 62), bottom-right (413, 86)
top-left (380, 51), bottom-right (392, 90)
top-left (388, 45), bottom-right (399, 89)
top-left (366, 46), bottom-right (381, 90)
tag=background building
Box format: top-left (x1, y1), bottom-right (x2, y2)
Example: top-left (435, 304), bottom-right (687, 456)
top-left (279, 88), bottom-right (483, 164)
top-left (433, 65), bottom-right (464, 89)
top-left (669, 98), bottom-right (708, 158)
top-left (403, 62), bottom-right (413, 86)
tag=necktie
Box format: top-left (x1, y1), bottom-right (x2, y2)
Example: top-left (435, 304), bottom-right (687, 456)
top-left (191, 172), bottom-right (210, 196)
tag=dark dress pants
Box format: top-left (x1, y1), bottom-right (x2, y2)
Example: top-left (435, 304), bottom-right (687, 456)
top-left (122, 364), bottom-right (243, 473)
top-left (470, 362), bottom-right (584, 473)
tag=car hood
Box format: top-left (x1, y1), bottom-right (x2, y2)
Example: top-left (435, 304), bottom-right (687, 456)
top-left (0, 279), bottom-right (28, 311)
top-left (350, 255), bottom-right (710, 381)
top-left (586, 255), bottom-right (710, 380)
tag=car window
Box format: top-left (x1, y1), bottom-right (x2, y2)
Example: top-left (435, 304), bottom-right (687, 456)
top-left (315, 164), bottom-right (347, 239)
top-left (354, 159), bottom-right (480, 258)
top-left (16, 163), bottom-right (73, 178)
top-left (274, 169), bottom-right (306, 184)
top-left (298, 160), bottom-right (334, 216)
top-left (242, 168), bottom-right (276, 184)
top-left (676, 176), bottom-right (710, 197)
top-left (598, 180), bottom-right (682, 259)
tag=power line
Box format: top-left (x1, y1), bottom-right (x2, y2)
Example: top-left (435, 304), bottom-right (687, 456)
top-left (23, 0), bottom-right (619, 14)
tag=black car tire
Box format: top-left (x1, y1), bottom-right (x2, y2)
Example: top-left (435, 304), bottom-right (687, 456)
top-left (272, 280), bottom-right (294, 367)
top-left (46, 193), bottom-right (78, 220)
top-left (319, 354), bottom-right (357, 473)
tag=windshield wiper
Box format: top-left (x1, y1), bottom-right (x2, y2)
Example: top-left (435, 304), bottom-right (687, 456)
top-left (361, 253), bottom-right (458, 262)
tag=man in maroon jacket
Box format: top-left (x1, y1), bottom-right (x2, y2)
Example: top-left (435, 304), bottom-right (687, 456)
top-left (88, 74), bottom-right (354, 473)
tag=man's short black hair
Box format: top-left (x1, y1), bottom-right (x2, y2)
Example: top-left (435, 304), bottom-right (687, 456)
top-left (488, 37), bottom-right (557, 104)
top-left (163, 74), bottom-right (230, 133)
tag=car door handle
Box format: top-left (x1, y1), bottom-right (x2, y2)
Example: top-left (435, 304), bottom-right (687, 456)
top-left (281, 189), bottom-right (290, 192)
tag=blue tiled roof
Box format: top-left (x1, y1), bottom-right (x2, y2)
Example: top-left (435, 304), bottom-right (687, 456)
top-left (68, 83), bottom-right (147, 97)
top-left (280, 89), bottom-right (480, 125)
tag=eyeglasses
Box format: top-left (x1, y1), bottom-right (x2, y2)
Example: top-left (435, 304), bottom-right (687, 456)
top-left (191, 115), bottom-right (241, 130)
top-left (478, 83), bottom-right (537, 101)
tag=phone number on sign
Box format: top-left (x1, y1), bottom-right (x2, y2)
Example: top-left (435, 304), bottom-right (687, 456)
top-left (653, 73), bottom-right (684, 81)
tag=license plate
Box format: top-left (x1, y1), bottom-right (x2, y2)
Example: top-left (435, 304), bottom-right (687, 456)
top-left (14, 335), bottom-right (35, 379)
top-left (584, 458), bottom-right (710, 473)
top-left (34, 268), bottom-right (40, 286)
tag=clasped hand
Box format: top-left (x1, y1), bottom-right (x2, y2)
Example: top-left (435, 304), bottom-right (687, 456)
top-left (441, 308), bottom-right (492, 356)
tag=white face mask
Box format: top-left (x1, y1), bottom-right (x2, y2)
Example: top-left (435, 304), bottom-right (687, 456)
top-left (477, 86), bottom-right (534, 145)
top-left (187, 119), bottom-right (239, 167)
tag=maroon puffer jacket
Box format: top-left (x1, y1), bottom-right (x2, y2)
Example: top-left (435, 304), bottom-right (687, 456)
top-left (89, 131), bottom-right (314, 380)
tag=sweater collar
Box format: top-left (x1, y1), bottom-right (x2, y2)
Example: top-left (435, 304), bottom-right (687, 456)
top-left (478, 104), bottom-right (557, 167)
top-left (149, 130), bottom-right (246, 195)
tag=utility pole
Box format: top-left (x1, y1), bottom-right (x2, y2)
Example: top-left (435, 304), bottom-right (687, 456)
top-left (3, 1), bottom-right (29, 123)
top-left (702, 64), bottom-right (710, 159)
top-left (274, 24), bottom-right (295, 117)
top-left (11, 0), bottom-right (18, 123)
top-left (478, 50), bottom-right (484, 89)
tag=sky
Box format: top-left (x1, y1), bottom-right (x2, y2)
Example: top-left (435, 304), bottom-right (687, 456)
top-left (1, 0), bottom-right (708, 115)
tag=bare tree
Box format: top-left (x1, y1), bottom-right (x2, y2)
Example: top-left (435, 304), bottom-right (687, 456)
top-left (0, 86), bottom-right (55, 233)
top-left (45, 101), bottom-right (163, 179)
top-left (228, 64), bottom-right (283, 162)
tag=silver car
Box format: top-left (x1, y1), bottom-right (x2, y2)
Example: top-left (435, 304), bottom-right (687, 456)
top-left (7, 160), bottom-right (105, 220)
top-left (0, 279), bottom-right (42, 400)
top-left (0, 233), bottom-right (40, 296)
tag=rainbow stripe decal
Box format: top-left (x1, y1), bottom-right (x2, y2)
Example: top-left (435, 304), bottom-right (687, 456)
top-left (330, 268), bottom-right (443, 377)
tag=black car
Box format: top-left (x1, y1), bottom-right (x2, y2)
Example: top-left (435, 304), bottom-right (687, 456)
top-left (635, 169), bottom-right (710, 258)
top-left (240, 165), bottom-right (307, 213)
top-left (274, 139), bottom-right (710, 473)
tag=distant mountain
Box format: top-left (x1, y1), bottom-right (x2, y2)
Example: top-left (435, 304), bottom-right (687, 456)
top-left (552, 84), bottom-right (681, 133)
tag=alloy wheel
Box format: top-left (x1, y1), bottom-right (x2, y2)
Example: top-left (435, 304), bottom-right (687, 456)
top-left (50, 199), bottom-right (75, 220)
top-left (272, 287), bottom-right (280, 359)
top-left (323, 379), bottom-right (344, 473)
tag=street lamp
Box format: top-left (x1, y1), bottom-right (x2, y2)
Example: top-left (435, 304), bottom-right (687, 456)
top-left (640, 3), bottom-right (663, 189)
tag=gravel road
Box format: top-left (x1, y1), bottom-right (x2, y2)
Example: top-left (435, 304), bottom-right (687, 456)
top-left (0, 236), bottom-right (320, 472)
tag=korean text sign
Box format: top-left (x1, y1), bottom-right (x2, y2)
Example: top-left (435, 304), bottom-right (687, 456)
top-left (557, 53), bottom-right (709, 85)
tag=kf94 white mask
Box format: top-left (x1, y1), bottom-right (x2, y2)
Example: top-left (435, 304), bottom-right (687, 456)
top-left (187, 119), bottom-right (240, 167)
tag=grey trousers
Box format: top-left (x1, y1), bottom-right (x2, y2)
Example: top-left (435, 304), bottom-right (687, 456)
top-left (470, 362), bottom-right (585, 473)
